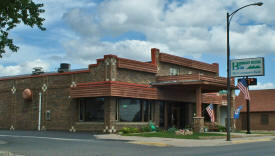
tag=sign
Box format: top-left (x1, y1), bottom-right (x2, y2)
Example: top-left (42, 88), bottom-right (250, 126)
top-left (231, 57), bottom-right (264, 77)
top-left (238, 78), bottom-right (257, 86)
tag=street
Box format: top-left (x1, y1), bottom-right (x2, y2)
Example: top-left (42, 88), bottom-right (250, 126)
top-left (0, 130), bottom-right (275, 156)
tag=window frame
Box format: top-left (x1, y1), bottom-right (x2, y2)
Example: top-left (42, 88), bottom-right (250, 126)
top-left (78, 98), bottom-right (105, 122)
top-left (260, 113), bottom-right (269, 125)
top-left (169, 67), bottom-right (180, 76)
top-left (117, 98), bottom-right (152, 122)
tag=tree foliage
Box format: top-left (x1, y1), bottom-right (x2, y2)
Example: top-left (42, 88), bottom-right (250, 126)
top-left (0, 0), bottom-right (45, 57)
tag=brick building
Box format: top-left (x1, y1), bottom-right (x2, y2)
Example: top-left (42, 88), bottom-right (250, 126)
top-left (236, 89), bottom-right (275, 130)
top-left (0, 48), bottom-right (234, 133)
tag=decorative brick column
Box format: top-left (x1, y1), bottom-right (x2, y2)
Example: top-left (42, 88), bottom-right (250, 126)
top-left (193, 86), bottom-right (204, 133)
top-left (104, 55), bottom-right (117, 81)
top-left (104, 97), bottom-right (117, 133)
top-left (193, 117), bottom-right (204, 133)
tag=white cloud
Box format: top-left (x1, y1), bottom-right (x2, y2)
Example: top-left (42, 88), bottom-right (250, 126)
top-left (39, 0), bottom-right (96, 26)
top-left (63, 39), bottom-right (170, 66)
top-left (61, 0), bottom-right (275, 62)
top-left (250, 82), bottom-right (275, 90)
top-left (0, 59), bottom-right (49, 77)
top-left (3, 0), bottom-right (275, 77)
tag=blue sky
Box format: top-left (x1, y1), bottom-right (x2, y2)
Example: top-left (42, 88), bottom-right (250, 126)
top-left (1, 0), bottom-right (275, 90)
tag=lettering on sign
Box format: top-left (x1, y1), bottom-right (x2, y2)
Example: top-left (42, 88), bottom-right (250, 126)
top-left (231, 58), bottom-right (264, 77)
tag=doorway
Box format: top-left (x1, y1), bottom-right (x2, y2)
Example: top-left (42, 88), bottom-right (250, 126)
top-left (168, 102), bottom-right (187, 129)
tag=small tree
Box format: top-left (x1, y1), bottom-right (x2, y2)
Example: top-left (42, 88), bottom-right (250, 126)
top-left (0, 0), bottom-right (46, 57)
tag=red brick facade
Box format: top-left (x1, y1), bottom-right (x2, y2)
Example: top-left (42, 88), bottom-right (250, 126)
top-left (0, 48), bottom-right (232, 132)
top-left (236, 89), bottom-right (275, 130)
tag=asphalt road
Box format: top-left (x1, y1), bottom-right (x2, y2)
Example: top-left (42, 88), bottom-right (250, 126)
top-left (0, 130), bottom-right (275, 156)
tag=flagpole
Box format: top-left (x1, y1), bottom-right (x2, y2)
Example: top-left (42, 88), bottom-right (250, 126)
top-left (246, 77), bottom-right (251, 134)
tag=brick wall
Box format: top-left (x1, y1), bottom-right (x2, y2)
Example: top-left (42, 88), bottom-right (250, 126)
top-left (0, 71), bottom-right (101, 131)
top-left (116, 69), bottom-right (156, 84)
top-left (158, 62), bottom-right (216, 77)
top-left (236, 112), bottom-right (275, 130)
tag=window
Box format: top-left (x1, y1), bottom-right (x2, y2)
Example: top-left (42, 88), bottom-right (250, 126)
top-left (170, 68), bottom-right (179, 76)
top-left (79, 98), bottom-right (104, 122)
top-left (261, 114), bottom-right (269, 125)
top-left (119, 98), bottom-right (141, 122)
top-left (144, 100), bottom-right (152, 122)
top-left (118, 98), bottom-right (152, 122)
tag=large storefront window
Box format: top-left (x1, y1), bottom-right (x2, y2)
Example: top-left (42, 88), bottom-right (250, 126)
top-left (144, 100), bottom-right (152, 122)
top-left (79, 98), bottom-right (104, 122)
top-left (118, 98), bottom-right (152, 122)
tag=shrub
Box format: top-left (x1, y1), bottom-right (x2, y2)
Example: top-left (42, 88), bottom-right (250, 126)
top-left (121, 127), bottom-right (131, 134)
top-left (141, 125), bottom-right (151, 132)
top-left (168, 127), bottom-right (178, 133)
top-left (130, 127), bottom-right (139, 133)
top-left (218, 125), bottom-right (226, 132)
top-left (120, 127), bottom-right (139, 134)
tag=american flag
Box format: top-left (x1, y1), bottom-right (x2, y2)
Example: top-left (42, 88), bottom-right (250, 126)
top-left (206, 104), bottom-right (215, 122)
top-left (237, 78), bottom-right (250, 100)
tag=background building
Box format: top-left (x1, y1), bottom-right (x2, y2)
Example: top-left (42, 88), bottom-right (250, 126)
top-left (236, 89), bottom-right (275, 130)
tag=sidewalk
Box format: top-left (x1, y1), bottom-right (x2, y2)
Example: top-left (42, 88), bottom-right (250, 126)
top-left (0, 151), bottom-right (24, 156)
top-left (94, 133), bottom-right (275, 147)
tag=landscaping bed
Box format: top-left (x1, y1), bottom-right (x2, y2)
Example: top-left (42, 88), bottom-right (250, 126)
top-left (121, 131), bottom-right (226, 139)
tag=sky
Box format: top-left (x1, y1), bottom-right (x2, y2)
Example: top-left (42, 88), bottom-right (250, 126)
top-left (1, 0), bottom-right (275, 90)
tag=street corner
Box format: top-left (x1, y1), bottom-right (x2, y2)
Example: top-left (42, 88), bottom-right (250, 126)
top-left (0, 151), bottom-right (25, 156)
top-left (128, 141), bottom-right (171, 147)
top-left (0, 140), bottom-right (7, 145)
top-left (231, 137), bottom-right (275, 144)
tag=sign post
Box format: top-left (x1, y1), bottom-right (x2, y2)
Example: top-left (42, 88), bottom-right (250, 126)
top-left (245, 77), bottom-right (251, 134)
top-left (232, 57), bottom-right (264, 134)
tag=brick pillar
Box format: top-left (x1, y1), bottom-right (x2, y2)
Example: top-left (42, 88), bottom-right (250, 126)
top-left (104, 97), bottom-right (117, 133)
top-left (193, 86), bottom-right (204, 133)
top-left (104, 55), bottom-right (117, 81)
top-left (193, 117), bottom-right (204, 133)
top-left (151, 48), bottom-right (160, 66)
top-left (151, 48), bottom-right (160, 75)
top-left (195, 86), bottom-right (202, 117)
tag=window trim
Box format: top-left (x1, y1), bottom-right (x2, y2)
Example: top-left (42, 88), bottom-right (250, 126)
top-left (78, 98), bottom-right (104, 122)
top-left (117, 98), bottom-right (152, 122)
top-left (261, 113), bottom-right (269, 125)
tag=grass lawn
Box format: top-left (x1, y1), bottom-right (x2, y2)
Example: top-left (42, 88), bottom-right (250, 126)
top-left (122, 132), bottom-right (226, 139)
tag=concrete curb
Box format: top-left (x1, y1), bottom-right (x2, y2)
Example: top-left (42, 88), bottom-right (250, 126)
top-left (94, 134), bottom-right (275, 147)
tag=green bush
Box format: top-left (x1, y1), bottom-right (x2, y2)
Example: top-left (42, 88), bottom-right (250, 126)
top-left (121, 127), bottom-right (131, 134)
top-left (167, 127), bottom-right (178, 133)
top-left (141, 125), bottom-right (151, 132)
top-left (130, 127), bottom-right (139, 133)
top-left (120, 127), bottom-right (139, 134)
top-left (155, 126), bottom-right (160, 132)
top-left (218, 125), bottom-right (226, 132)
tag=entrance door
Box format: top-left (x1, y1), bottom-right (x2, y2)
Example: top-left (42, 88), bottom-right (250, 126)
top-left (172, 107), bottom-right (180, 128)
